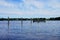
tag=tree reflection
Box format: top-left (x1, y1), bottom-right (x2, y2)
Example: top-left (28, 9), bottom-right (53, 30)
top-left (33, 20), bottom-right (46, 23)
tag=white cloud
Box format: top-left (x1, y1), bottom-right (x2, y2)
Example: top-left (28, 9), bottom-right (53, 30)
top-left (0, 0), bottom-right (60, 17)
top-left (0, 8), bottom-right (23, 15)
top-left (0, 0), bottom-right (18, 8)
top-left (48, 0), bottom-right (60, 9)
top-left (24, 0), bottom-right (44, 9)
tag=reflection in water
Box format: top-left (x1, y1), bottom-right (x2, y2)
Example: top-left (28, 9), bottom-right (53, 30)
top-left (8, 17), bottom-right (9, 29)
top-left (21, 20), bottom-right (23, 32)
top-left (21, 20), bottom-right (23, 27)
top-left (33, 20), bottom-right (46, 23)
top-left (8, 20), bottom-right (9, 40)
top-left (0, 21), bottom-right (60, 40)
top-left (8, 20), bottom-right (9, 29)
top-left (30, 20), bottom-right (32, 26)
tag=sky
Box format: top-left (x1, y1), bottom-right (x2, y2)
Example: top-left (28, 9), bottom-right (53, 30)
top-left (0, 0), bottom-right (60, 18)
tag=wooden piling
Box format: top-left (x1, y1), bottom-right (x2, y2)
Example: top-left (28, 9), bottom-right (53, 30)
top-left (8, 17), bottom-right (9, 40)
top-left (8, 17), bottom-right (9, 27)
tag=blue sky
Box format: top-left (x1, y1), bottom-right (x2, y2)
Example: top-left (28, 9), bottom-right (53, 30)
top-left (0, 0), bottom-right (60, 18)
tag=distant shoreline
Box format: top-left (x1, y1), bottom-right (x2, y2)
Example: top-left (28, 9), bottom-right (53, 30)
top-left (0, 17), bottom-right (60, 21)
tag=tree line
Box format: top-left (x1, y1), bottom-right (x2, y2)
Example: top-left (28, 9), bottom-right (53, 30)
top-left (0, 17), bottom-right (60, 21)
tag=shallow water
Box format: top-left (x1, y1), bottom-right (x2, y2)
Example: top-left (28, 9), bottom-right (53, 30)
top-left (0, 21), bottom-right (60, 40)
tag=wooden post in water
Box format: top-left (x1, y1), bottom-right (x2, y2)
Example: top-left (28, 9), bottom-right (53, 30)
top-left (8, 17), bottom-right (9, 40)
top-left (30, 18), bottom-right (32, 26)
top-left (20, 18), bottom-right (23, 32)
top-left (8, 17), bottom-right (9, 29)
top-left (31, 18), bottom-right (32, 23)
top-left (21, 18), bottom-right (23, 27)
top-left (8, 17), bottom-right (9, 34)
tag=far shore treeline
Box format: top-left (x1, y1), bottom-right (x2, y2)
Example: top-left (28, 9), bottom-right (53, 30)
top-left (0, 17), bottom-right (60, 21)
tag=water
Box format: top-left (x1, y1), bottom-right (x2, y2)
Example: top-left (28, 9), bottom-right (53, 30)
top-left (0, 21), bottom-right (60, 40)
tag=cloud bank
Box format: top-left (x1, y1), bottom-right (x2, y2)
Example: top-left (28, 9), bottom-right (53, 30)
top-left (0, 0), bottom-right (60, 18)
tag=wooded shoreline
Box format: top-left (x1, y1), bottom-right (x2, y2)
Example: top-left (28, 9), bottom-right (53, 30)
top-left (0, 17), bottom-right (60, 21)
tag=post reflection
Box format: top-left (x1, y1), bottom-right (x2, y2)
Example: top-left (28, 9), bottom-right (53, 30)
top-left (8, 20), bottom-right (9, 40)
top-left (8, 20), bottom-right (9, 30)
top-left (33, 20), bottom-right (46, 23)
top-left (21, 20), bottom-right (23, 27)
top-left (20, 20), bottom-right (23, 32)
top-left (30, 20), bottom-right (32, 26)
top-left (7, 17), bottom-right (9, 33)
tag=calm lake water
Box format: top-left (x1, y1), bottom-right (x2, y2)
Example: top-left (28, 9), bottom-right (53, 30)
top-left (0, 21), bottom-right (60, 40)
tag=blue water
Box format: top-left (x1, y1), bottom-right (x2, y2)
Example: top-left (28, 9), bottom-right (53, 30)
top-left (0, 21), bottom-right (60, 40)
